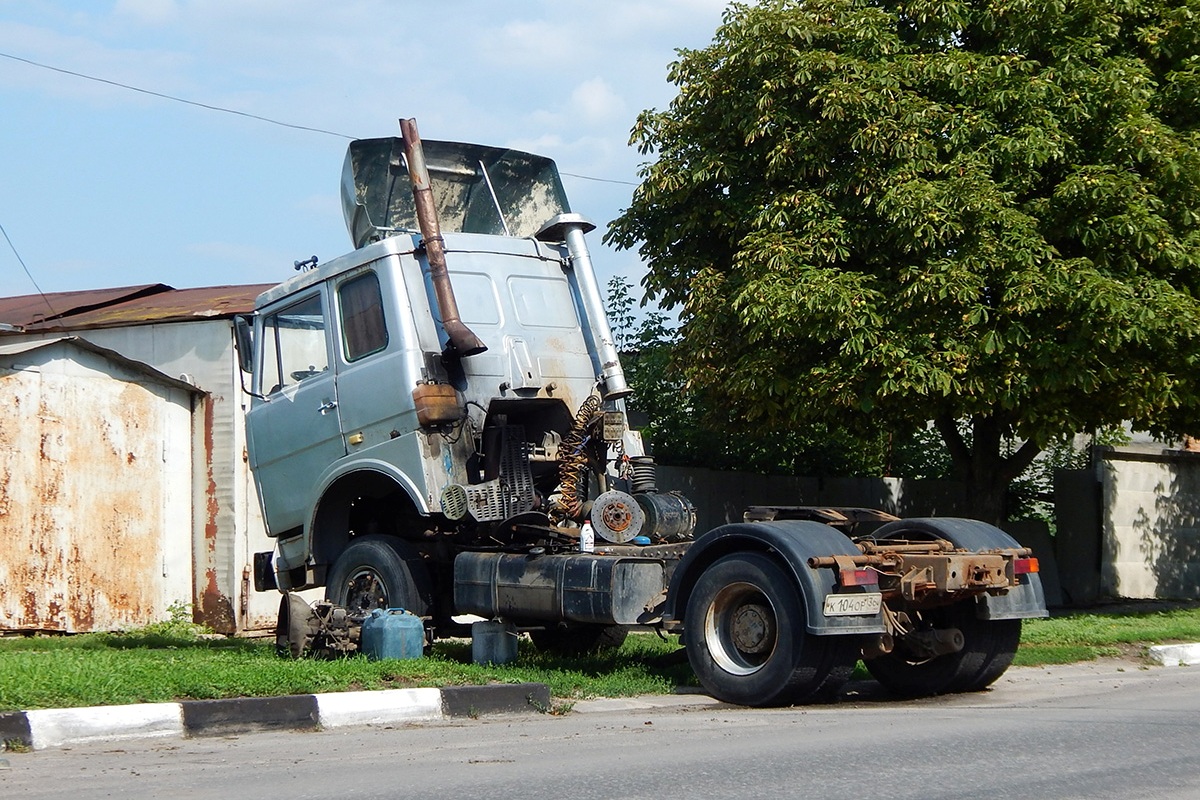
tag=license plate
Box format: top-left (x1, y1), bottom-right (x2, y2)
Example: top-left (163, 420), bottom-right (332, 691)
top-left (822, 592), bottom-right (883, 617)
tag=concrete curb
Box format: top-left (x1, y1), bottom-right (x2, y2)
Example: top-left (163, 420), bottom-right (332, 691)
top-left (1147, 642), bottom-right (1200, 667)
top-left (0, 682), bottom-right (550, 751)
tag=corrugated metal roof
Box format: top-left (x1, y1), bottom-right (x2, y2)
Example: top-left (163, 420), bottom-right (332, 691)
top-left (0, 284), bottom-right (170, 328)
top-left (0, 283), bottom-right (275, 332)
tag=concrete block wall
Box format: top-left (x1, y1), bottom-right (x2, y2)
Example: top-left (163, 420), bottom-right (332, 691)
top-left (1099, 451), bottom-right (1200, 600)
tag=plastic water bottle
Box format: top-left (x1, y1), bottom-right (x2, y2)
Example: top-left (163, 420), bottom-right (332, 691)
top-left (580, 521), bottom-right (595, 553)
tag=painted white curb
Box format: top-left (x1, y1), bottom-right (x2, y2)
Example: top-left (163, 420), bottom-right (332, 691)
top-left (9, 683), bottom-right (546, 750)
top-left (1147, 642), bottom-right (1200, 667)
top-left (316, 688), bottom-right (444, 729)
top-left (25, 703), bottom-right (183, 750)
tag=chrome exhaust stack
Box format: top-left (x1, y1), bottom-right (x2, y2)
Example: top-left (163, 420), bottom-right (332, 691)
top-left (536, 213), bottom-right (631, 399)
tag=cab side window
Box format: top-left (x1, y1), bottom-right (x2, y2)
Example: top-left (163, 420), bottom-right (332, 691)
top-left (261, 293), bottom-right (329, 394)
top-left (339, 272), bottom-right (388, 361)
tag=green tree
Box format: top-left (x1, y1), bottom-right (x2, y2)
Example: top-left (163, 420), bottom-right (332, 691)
top-left (607, 0), bottom-right (1200, 524)
top-left (606, 276), bottom-right (891, 476)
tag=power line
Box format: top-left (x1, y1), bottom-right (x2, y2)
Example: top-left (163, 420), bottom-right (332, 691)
top-left (0, 49), bottom-right (644, 186)
top-left (0, 50), bottom-right (356, 139)
top-left (0, 220), bottom-right (58, 319)
top-left (0, 50), bottom-right (642, 299)
top-left (561, 171), bottom-right (638, 187)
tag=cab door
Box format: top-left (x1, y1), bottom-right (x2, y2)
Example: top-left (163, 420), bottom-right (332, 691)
top-left (245, 287), bottom-right (346, 536)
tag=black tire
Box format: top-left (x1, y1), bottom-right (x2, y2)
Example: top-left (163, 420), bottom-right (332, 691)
top-left (324, 536), bottom-right (429, 618)
top-left (866, 602), bottom-right (1021, 697)
top-left (683, 552), bottom-right (857, 707)
top-left (530, 624), bottom-right (629, 656)
top-left (954, 617), bottom-right (1022, 693)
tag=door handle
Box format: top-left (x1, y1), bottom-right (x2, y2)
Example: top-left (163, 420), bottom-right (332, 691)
top-left (318, 399), bottom-right (338, 415)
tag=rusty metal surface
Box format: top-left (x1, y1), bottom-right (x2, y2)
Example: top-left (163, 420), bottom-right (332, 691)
top-left (0, 284), bottom-right (168, 329)
top-left (0, 340), bottom-right (195, 632)
top-left (196, 393), bottom-right (236, 633)
top-left (400, 118), bottom-right (487, 358)
top-left (810, 540), bottom-right (1033, 604)
top-left (52, 319), bottom-right (286, 634)
top-left (0, 284), bottom-right (272, 332)
top-left (1, 299), bottom-right (297, 636)
top-left (744, 505), bottom-right (901, 529)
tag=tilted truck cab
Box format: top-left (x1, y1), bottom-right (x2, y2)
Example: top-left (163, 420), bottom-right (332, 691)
top-left (246, 119), bottom-right (1046, 707)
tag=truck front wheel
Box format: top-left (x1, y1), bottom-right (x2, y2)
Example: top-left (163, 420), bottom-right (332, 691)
top-left (866, 603), bottom-right (1021, 696)
top-left (684, 552), bottom-right (856, 707)
top-left (325, 536), bottom-right (429, 618)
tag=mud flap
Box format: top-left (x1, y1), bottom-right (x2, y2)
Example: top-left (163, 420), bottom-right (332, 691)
top-left (666, 521), bottom-right (887, 636)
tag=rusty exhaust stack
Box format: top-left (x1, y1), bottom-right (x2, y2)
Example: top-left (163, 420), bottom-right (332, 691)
top-left (400, 117), bottom-right (487, 358)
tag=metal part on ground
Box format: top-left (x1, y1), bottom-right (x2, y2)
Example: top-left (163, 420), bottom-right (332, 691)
top-left (275, 594), bottom-right (360, 658)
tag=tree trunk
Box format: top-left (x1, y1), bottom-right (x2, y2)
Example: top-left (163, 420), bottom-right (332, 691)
top-left (934, 414), bottom-right (1041, 527)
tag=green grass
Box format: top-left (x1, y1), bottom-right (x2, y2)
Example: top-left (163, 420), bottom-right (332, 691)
top-left (2, 606), bottom-right (1197, 712)
top-left (0, 628), bottom-right (693, 713)
top-left (1012, 605), bottom-right (1200, 666)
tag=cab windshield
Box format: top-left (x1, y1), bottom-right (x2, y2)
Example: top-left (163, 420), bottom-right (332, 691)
top-left (342, 138), bottom-right (570, 248)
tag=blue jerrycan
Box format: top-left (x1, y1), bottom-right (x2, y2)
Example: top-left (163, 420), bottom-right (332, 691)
top-left (360, 608), bottom-right (424, 660)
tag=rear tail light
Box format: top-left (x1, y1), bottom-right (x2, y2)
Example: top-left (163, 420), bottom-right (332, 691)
top-left (1013, 557), bottom-right (1039, 575)
top-left (839, 567), bottom-right (877, 587)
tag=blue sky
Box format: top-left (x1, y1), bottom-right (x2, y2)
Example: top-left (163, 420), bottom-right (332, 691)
top-left (0, 0), bottom-right (730, 299)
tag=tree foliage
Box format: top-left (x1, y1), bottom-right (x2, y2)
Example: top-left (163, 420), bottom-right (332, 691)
top-left (607, 0), bottom-right (1200, 522)
top-left (607, 277), bottom-right (892, 477)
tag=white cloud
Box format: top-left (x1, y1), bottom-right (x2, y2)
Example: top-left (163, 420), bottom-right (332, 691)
top-left (0, 22), bottom-right (194, 106)
top-left (0, 0), bottom-right (731, 294)
top-left (113, 0), bottom-right (179, 26)
top-left (571, 77), bottom-right (625, 125)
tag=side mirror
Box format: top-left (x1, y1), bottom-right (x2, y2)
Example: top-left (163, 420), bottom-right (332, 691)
top-left (234, 314), bottom-right (255, 375)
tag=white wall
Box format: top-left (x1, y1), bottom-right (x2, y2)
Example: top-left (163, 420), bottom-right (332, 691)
top-left (1101, 451), bottom-right (1200, 599)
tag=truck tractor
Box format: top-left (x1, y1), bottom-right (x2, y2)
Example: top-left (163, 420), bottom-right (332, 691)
top-left (245, 118), bottom-right (1046, 707)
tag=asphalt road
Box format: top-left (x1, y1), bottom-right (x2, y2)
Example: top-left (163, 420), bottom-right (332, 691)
top-left (3, 660), bottom-right (1198, 800)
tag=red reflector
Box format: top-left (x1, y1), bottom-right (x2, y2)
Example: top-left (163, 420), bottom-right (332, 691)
top-left (839, 568), bottom-right (876, 586)
top-left (1013, 557), bottom-right (1039, 575)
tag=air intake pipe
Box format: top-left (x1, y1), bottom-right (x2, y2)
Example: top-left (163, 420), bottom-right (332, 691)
top-left (400, 117), bottom-right (487, 358)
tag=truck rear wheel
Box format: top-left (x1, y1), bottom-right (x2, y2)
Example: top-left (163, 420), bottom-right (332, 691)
top-left (325, 535), bottom-right (429, 618)
top-left (866, 602), bottom-right (1021, 696)
top-left (684, 552), bottom-right (855, 707)
top-left (952, 616), bottom-right (1022, 693)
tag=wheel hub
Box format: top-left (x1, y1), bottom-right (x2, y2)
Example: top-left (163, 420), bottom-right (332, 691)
top-left (731, 603), bottom-right (775, 654)
top-left (705, 581), bottom-right (780, 676)
top-left (345, 568), bottom-right (387, 614)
